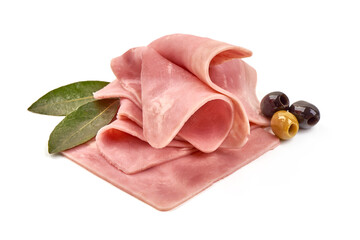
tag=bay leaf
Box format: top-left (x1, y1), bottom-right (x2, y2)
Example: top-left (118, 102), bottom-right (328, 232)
top-left (48, 99), bottom-right (119, 154)
top-left (28, 81), bottom-right (109, 116)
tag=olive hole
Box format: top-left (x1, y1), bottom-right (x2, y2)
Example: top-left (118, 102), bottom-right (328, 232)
top-left (308, 116), bottom-right (319, 126)
top-left (279, 95), bottom-right (289, 106)
top-left (288, 124), bottom-right (297, 136)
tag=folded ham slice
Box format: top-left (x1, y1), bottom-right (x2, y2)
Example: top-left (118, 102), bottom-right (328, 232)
top-left (96, 119), bottom-right (196, 174)
top-left (149, 34), bottom-right (269, 146)
top-left (62, 34), bottom-right (279, 210)
top-left (141, 47), bottom-right (235, 152)
top-left (63, 127), bottom-right (279, 211)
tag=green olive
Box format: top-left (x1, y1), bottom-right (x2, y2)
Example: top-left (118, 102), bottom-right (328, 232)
top-left (271, 110), bottom-right (299, 140)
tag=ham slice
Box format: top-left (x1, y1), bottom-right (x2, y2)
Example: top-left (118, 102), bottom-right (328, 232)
top-left (141, 47), bottom-right (235, 152)
top-left (209, 59), bottom-right (268, 126)
top-left (63, 127), bottom-right (279, 211)
top-left (149, 34), bottom-right (270, 146)
top-left (61, 34), bottom-right (280, 210)
top-left (96, 119), bottom-right (195, 174)
top-left (116, 98), bottom-right (143, 126)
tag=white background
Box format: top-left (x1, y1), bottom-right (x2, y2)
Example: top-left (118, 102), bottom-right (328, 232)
top-left (1, 0), bottom-right (359, 239)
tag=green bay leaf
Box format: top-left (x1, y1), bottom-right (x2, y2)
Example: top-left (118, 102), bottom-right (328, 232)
top-left (48, 99), bottom-right (119, 154)
top-left (28, 81), bottom-right (109, 116)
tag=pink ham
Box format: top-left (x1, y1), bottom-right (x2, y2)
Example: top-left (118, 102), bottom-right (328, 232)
top-left (63, 127), bottom-right (279, 211)
top-left (61, 34), bottom-right (280, 210)
top-left (94, 47), bottom-right (144, 107)
top-left (141, 47), bottom-right (235, 152)
top-left (117, 98), bottom-right (143, 126)
top-left (209, 59), bottom-right (269, 126)
top-left (149, 34), bottom-right (269, 146)
top-left (94, 78), bottom-right (142, 108)
top-left (96, 119), bottom-right (195, 174)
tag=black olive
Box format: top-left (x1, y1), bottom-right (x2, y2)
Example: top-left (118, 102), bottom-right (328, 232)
top-left (289, 100), bottom-right (320, 129)
top-left (260, 91), bottom-right (290, 118)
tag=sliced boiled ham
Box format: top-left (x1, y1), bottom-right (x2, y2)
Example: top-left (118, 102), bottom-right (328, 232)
top-left (209, 59), bottom-right (268, 126)
top-left (63, 127), bottom-right (279, 211)
top-left (149, 34), bottom-right (269, 146)
top-left (116, 98), bottom-right (143, 126)
top-left (61, 34), bottom-right (280, 210)
top-left (141, 47), bottom-right (235, 152)
top-left (96, 119), bottom-right (195, 174)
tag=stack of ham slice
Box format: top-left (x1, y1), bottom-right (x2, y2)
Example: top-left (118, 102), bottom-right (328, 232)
top-left (63, 34), bottom-right (280, 211)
